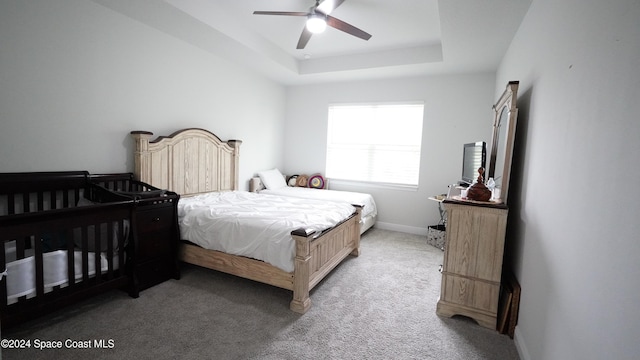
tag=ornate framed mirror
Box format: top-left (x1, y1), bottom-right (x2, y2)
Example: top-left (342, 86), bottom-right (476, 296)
top-left (487, 81), bottom-right (519, 205)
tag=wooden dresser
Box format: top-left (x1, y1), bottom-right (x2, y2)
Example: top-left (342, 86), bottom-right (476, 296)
top-left (436, 199), bottom-right (508, 329)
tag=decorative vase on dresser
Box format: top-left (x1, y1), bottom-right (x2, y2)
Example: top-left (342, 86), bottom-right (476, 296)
top-left (436, 199), bottom-right (508, 329)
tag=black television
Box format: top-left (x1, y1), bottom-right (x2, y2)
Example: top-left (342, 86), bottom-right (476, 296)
top-left (460, 141), bottom-right (486, 186)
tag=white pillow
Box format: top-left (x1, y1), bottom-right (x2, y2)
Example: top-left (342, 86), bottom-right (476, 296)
top-left (258, 168), bottom-right (287, 190)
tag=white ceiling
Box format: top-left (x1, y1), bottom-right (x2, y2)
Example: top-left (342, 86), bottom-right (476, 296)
top-left (93, 0), bottom-right (532, 85)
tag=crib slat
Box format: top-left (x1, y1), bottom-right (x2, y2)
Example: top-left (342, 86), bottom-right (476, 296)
top-left (106, 222), bottom-right (114, 278)
top-left (22, 193), bottom-right (29, 213)
top-left (37, 191), bottom-right (44, 211)
top-left (0, 241), bottom-right (7, 307)
top-left (16, 237), bottom-right (26, 259)
top-left (118, 218), bottom-right (127, 274)
top-left (94, 224), bottom-right (102, 284)
top-left (81, 226), bottom-right (89, 283)
top-left (50, 191), bottom-right (57, 210)
top-left (67, 227), bottom-right (76, 287)
top-left (34, 234), bottom-right (44, 298)
top-left (8, 194), bottom-right (15, 214)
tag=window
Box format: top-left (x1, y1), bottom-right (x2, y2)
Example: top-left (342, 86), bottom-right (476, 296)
top-left (326, 102), bottom-right (424, 187)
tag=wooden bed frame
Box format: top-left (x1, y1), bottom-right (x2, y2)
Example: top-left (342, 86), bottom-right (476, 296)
top-left (130, 128), bottom-right (361, 313)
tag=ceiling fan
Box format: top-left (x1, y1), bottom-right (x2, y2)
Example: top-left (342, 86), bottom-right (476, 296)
top-left (253, 0), bottom-right (372, 49)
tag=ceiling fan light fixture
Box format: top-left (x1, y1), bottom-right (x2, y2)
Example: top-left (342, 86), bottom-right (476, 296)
top-left (306, 14), bottom-right (326, 34)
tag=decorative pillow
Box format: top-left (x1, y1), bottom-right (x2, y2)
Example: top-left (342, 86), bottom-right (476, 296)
top-left (295, 174), bottom-right (309, 187)
top-left (287, 175), bottom-right (299, 187)
top-left (258, 168), bottom-right (287, 190)
top-left (308, 174), bottom-right (325, 189)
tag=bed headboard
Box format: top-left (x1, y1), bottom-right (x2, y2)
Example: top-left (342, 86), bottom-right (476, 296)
top-left (130, 128), bottom-right (242, 196)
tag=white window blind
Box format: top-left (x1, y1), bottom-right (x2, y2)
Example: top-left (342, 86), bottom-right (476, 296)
top-left (326, 103), bottom-right (424, 186)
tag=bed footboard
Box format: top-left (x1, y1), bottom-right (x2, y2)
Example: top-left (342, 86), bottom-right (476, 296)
top-left (290, 206), bottom-right (361, 313)
top-left (178, 206), bottom-right (361, 314)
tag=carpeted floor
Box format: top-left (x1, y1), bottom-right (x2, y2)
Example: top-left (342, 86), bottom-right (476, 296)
top-left (1, 228), bottom-right (520, 360)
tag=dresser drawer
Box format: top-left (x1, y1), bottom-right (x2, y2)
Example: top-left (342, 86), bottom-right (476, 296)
top-left (136, 257), bottom-right (173, 291)
top-left (440, 273), bottom-right (500, 314)
top-left (137, 233), bottom-right (171, 260)
top-left (136, 206), bottom-right (174, 260)
top-left (137, 206), bottom-right (174, 232)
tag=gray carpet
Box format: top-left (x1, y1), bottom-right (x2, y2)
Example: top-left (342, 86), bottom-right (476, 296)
top-left (2, 229), bottom-right (520, 360)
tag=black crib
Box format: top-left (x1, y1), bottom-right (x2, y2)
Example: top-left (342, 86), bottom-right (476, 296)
top-left (0, 171), bottom-right (138, 329)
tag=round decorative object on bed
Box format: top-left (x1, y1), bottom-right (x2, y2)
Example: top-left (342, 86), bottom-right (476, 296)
top-left (308, 174), bottom-right (325, 189)
top-left (296, 174), bottom-right (309, 187)
top-left (287, 175), bottom-right (298, 187)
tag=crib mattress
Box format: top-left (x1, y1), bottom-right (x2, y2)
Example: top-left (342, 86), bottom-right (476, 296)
top-left (5, 249), bottom-right (119, 303)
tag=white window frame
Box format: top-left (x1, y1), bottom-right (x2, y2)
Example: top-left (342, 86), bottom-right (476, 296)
top-left (325, 102), bottom-right (424, 189)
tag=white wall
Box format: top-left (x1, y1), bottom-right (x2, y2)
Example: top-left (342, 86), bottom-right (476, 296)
top-left (0, 0), bottom-right (286, 188)
top-left (496, 1), bottom-right (640, 359)
top-left (284, 74), bottom-right (496, 233)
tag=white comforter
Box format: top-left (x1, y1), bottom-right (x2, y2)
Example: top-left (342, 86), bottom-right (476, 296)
top-left (259, 187), bottom-right (377, 219)
top-left (178, 191), bottom-right (356, 272)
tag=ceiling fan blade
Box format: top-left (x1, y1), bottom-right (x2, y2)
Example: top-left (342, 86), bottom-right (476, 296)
top-left (253, 11), bottom-right (309, 16)
top-left (316, 0), bottom-right (346, 15)
top-left (326, 15), bottom-right (372, 41)
top-left (296, 27), bottom-right (313, 49)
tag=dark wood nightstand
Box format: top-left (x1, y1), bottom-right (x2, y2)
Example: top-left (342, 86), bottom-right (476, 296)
top-left (134, 199), bottom-right (180, 291)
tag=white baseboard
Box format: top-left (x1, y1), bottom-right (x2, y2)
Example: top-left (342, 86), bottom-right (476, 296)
top-left (374, 221), bottom-right (428, 236)
top-left (514, 326), bottom-right (530, 360)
